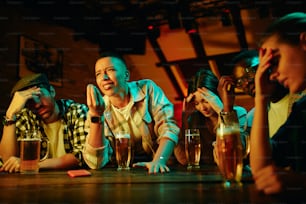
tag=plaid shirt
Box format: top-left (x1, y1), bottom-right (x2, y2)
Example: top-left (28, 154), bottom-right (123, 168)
top-left (98, 79), bottom-right (179, 165)
top-left (15, 99), bottom-right (88, 167)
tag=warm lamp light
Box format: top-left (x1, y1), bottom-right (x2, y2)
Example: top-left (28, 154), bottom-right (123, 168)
top-left (187, 28), bottom-right (197, 34)
top-left (221, 8), bottom-right (232, 26)
top-left (147, 25), bottom-right (160, 39)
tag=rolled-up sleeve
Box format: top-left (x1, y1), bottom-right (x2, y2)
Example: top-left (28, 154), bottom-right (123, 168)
top-left (149, 80), bottom-right (180, 144)
top-left (83, 135), bottom-right (113, 169)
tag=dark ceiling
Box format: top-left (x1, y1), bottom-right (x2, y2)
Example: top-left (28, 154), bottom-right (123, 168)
top-left (4, 0), bottom-right (305, 54)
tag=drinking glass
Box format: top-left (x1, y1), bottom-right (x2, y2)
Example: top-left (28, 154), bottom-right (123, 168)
top-left (243, 132), bottom-right (250, 159)
top-left (18, 130), bottom-right (44, 174)
top-left (216, 111), bottom-right (243, 188)
top-left (115, 131), bottom-right (131, 171)
top-left (185, 128), bottom-right (201, 169)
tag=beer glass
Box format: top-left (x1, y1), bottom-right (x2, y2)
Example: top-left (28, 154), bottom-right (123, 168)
top-left (115, 131), bottom-right (131, 171)
top-left (18, 130), bottom-right (48, 174)
top-left (185, 128), bottom-right (201, 169)
top-left (216, 111), bottom-right (243, 188)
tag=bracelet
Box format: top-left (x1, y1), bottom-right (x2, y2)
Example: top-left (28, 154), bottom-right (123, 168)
top-left (2, 115), bottom-right (16, 126)
top-left (219, 110), bottom-right (235, 115)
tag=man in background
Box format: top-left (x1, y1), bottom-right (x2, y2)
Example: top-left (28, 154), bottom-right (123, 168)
top-left (0, 73), bottom-right (90, 172)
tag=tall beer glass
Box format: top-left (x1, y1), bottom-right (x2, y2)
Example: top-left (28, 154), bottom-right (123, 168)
top-left (115, 131), bottom-right (131, 171)
top-left (185, 128), bottom-right (201, 169)
top-left (216, 111), bottom-right (243, 188)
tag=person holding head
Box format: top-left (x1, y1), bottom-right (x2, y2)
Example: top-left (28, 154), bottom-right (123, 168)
top-left (174, 69), bottom-right (248, 165)
top-left (84, 51), bottom-right (179, 174)
top-left (250, 12), bottom-right (306, 194)
top-left (227, 49), bottom-right (292, 137)
top-left (0, 73), bottom-right (89, 173)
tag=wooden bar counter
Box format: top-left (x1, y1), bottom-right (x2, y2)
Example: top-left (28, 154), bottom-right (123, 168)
top-left (0, 165), bottom-right (305, 203)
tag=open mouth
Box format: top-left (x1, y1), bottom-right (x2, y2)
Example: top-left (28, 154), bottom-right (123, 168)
top-left (102, 82), bottom-right (114, 90)
top-left (37, 109), bottom-right (48, 116)
top-left (103, 84), bottom-right (113, 90)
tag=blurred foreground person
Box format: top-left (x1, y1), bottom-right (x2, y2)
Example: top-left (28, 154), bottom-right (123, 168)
top-left (250, 12), bottom-right (306, 195)
top-left (227, 49), bottom-right (291, 136)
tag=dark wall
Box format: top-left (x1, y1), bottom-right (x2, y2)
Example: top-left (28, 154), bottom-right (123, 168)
top-left (0, 6), bottom-right (101, 117)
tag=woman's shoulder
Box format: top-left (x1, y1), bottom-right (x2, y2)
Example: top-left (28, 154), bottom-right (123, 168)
top-left (233, 106), bottom-right (247, 115)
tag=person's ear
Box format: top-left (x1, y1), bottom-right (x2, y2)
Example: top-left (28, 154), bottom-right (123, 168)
top-left (50, 85), bottom-right (56, 97)
top-left (300, 32), bottom-right (306, 50)
top-left (125, 70), bottom-right (130, 81)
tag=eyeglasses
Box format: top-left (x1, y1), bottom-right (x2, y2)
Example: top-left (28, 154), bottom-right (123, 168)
top-left (234, 66), bottom-right (256, 89)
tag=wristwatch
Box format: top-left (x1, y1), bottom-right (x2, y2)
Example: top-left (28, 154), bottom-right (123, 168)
top-left (2, 116), bottom-right (16, 126)
top-left (90, 116), bottom-right (102, 124)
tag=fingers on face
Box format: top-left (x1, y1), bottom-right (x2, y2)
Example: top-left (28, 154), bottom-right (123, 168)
top-left (198, 87), bottom-right (215, 100)
top-left (186, 93), bottom-right (194, 103)
top-left (220, 76), bottom-right (234, 84)
top-left (86, 84), bottom-right (94, 105)
top-left (26, 86), bottom-right (40, 93)
top-left (259, 47), bottom-right (269, 58)
top-left (87, 84), bottom-right (104, 107)
top-left (259, 48), bottom-right (274, 70)
top-left (198, 87), bottom-right (207, 93)
top-left (219, 77), bottom-right (235, 91)
top-left (19, 87), bottom-right (41, 102)
top-left (93, 86), bottom-right (104, 106)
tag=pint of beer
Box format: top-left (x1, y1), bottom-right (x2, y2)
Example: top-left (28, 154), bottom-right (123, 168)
top-left (216, 111), bottom-right (243, 188)
top-left (18, 130), bottom-right (42, 174)
top-left (115, 132), bottom-right (131, 171)
top-left (216, 127), bottom-right (243, 183)
top-left (185, 128), bottom-right (201, 169)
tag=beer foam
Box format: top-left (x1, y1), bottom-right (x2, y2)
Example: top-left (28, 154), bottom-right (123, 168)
top-left (18, 138), bottom-right (41, 141)
top-left (185, 133), bottom-right (200, 137)
top-left (115, 133), bottom-right (130, 139)
top-left (216, 126), bottom-right (240, 136)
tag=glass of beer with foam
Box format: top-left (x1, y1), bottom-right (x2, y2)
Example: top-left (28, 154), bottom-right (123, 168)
top-left (115, 131), bottom-right (131, 171)
top-left (18, 130), bottom-right (44, 174)
top-left (216, 111), bottom-right (243, 188)
top-left (185, 128), bottom-right (201, 169)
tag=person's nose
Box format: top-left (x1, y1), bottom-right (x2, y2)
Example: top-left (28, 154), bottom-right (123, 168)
top-left (241, 80), bottom-right (250, 90)
top-left (32, 95), bottom-right (41, 104)
top-left (269, 70), bottom-right (279, 81)
top-left (103, 72), bottom-right (109, 80)
top-left (35, 103), bottom-right (42, 109)
top-left (31, 94), bottom-right (42, 107)
top-left (199, 102), bottom-right (207, 111)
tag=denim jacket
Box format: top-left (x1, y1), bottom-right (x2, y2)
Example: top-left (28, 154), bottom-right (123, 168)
top-left (84, 79), bottom-right (179, 168)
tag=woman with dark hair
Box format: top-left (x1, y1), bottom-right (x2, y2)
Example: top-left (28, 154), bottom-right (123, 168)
top-left (250, 12), bottom-right (306, 194)
top-left (174, 69), bottom-right (247, 165)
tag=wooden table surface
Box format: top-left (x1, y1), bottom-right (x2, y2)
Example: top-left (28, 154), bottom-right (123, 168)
top-left (0, 165), bottom-right (305, 204)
